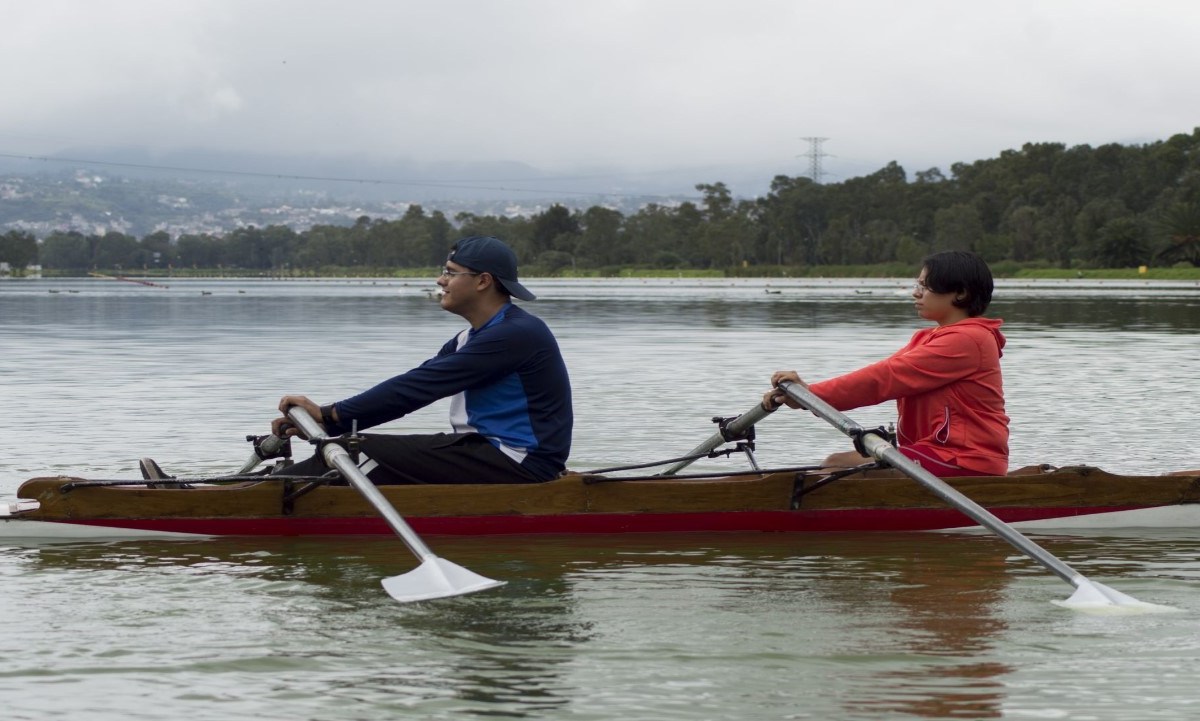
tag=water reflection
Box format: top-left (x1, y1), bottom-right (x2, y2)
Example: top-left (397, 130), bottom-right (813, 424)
top-left (538, 295), bottom-right (1200, 336)
top-left (8, 524), bottom-right (1200, 718)
top-left (835, 535), bottom-right (1012, 719)
top-left (8, 535), bottom-right (593, 717)
top-left (994, 297), bottom-right (1200, 333)
top-left (8, 531), bottom-right (1028, 717)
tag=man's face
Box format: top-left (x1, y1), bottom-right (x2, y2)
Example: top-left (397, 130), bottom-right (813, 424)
top-left (436, 260), bottom-right (483, 316)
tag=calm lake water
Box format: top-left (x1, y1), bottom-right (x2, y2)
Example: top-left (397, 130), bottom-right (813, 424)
top-left (3, 275), bottom-right (1200, 720)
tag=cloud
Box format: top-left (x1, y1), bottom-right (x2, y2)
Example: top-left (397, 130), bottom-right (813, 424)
top-left (2, 0), bottom-right (1199, 184)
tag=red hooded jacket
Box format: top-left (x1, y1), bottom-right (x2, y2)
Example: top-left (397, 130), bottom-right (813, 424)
top-left (807, 317), bottom-right (1009, 475)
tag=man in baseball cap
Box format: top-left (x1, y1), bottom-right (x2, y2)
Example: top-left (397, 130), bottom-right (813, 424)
top-left (274, 235), bottom-right (572, 485)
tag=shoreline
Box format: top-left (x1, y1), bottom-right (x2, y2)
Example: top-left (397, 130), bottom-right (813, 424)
top-left (16, 266), bottom-right (1200, 282)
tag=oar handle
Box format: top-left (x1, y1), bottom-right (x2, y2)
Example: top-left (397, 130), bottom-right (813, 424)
top-left (660, 401), bottom-right (773, 476)
top-left (777, 380), bottom-right (1085, 588)
top-left (238, 434), bottom-right (287, 474)
top-left (286, 407), bottom-right (436, 561)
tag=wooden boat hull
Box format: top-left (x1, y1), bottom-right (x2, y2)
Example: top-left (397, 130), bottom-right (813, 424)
top-left (5, 466), bottom-right (1200, 539)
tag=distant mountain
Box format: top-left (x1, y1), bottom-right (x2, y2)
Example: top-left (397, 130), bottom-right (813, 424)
top-left (0, 146), bottom-right (778, 205)
top-left (0, 144), bottom-right (806, 240)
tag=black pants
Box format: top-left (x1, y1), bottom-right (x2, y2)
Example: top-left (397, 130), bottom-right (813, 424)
top-left (275, 432), bottom-right (544, 485)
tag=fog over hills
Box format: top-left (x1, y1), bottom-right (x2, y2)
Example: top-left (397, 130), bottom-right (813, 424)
top-left (0, 146), bottom-right (788, 207)
top-left (0, 145), bottom-right (804, 239)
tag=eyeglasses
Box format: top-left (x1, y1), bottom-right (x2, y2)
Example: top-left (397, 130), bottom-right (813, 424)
top-left (912, 281), bottom-right (933, 295)
top-left (440, 267), bottom-right (481, 278)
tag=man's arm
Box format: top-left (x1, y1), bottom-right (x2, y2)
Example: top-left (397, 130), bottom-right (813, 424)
top-left (332, 328), bottom-right (532, 432)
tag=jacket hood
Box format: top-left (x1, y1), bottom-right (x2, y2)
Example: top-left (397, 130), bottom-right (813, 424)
top-left (954, 317), bottom-right (1006, 357)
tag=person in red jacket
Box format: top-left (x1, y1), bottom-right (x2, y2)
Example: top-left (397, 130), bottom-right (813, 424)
top-left (765, 250), bottom-right (1009, 477)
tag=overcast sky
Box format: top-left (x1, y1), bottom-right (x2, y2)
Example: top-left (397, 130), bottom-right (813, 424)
top-left (2, 0), bottom-right (1198, 190)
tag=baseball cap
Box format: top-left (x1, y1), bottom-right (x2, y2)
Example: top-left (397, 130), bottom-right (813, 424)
top-left (446, 236), bottom-right (536, 301)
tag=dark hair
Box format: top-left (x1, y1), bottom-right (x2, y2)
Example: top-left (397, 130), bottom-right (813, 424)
top-left (921, 250), bottom-right (993, 317)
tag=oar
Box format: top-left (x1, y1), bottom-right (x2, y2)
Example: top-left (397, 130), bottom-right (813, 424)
top-left (285, 406), bottom-right (505, 603)
top-left (776, 380), bottom-right (1176, 614)
top-left (659, 402), bottom-right (772, 476)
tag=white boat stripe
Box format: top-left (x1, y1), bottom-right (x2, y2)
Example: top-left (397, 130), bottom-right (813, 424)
top-left (936, 505), bottom-right (1200, 532)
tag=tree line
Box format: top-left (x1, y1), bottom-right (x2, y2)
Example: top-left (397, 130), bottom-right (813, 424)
top-left (5, 128), bottom-right (1200, 275)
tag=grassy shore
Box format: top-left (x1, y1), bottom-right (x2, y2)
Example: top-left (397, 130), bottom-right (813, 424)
top-left (559, 265), bottom-right (1200, 280)
top-left (38, 264), bottom-right (1200, 281)
top-left (1007, 267), bottom-right (1200, 280)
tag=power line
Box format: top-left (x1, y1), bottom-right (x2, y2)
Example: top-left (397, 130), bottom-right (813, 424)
top-left (798, 137), bottom-right (832, 183)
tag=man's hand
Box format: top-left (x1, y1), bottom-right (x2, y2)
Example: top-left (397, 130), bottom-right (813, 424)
top-left (272, 394), bottom-right (321, 438)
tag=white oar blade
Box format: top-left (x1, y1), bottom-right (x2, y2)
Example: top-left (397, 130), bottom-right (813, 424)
top-left (284, 409), bottom-right (504, 599)
top-left (381, 557), bottom-right (506, 603)
top-left (1052, 579), bottom-right (1181, 615)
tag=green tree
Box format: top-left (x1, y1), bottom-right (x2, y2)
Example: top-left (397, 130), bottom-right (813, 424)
top-left (530, 204), bottom-right (579, 259)
top-left (894, 234), bottom-right (927, 264)
top-left (259, 225), bottom-right (298, 269)
top-left (0, 230), bottom-right (38, 271)
top-left (395, 205), bottom-right (434, 267)
top-left (933, 204), bottom-right (983, 254)
top-left (624, 204), bottom-right (687, 266)
top-left (220, 226), bottom-right (262, 268)
top-left (817, 216), bottom-right (858, 264)
top-left (93, 232), bottom-right (139, 269)
top-left (576, 206), bottom-right (625, 267)
top-left (338, 217), bottom-right (371, 267)
top-left (137, 230), bottom-right (175, 269)
top-left (905, 169), bottom-right (952, 248)
top-left (1154, 202), bottom-right (1200, 266)
top-left (39, 231), bottom-right (90, 270)
top-left (672, 202), bottom-right (706, 267)
top-left (861, 219), bottom-right (903, 263)
top-left (425, 209), bottom-right (453, 266)
top-left (762, 175), bottom-right (825, 266)
top-left (1041, 197), bottom-right (1079, 268)
top-left (1095, 217), bottom-right (1148, 268)
top-left (1073, 199), bottom-right (1131, 266)
top-left (975, 234), bottom-right (1012, 263)
top-left (696, 182), bottom-right (734, 221)
top-left (690, 186), bottom-right (758, 268)
top-left (1001, 205), bottom-right (1041, 261)
top-left (176, 233), bottom-right (221, 268)
top-left (697, 212), bottom-right (757, 268)
top-left (295, 224), bottom-right (355, 269)
top-left (364, 217), bottom-right (405, 267)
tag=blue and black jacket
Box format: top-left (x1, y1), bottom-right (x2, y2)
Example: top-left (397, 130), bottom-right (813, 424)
top-left (330, 304), bottom-right (572, 480)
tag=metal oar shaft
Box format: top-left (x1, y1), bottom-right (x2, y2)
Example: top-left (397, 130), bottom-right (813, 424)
top-left (865, 431), bottom-right (1080, 584)
top-left (238, 434), bottom-right (287, 474)
top-left (777, 381), bottom-right (1082, 587)
top-left (286, 408), bottom-right (504, 603)
top-left (286, 408), bottom-right (435, 561)
top-left (660, 402), bottom-right (772, 476)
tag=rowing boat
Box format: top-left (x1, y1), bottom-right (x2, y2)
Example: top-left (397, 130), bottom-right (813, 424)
top-left (5, 394), bottom-right (1193, 611)
top-left (5, 463), bottom-right (1200, 540)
